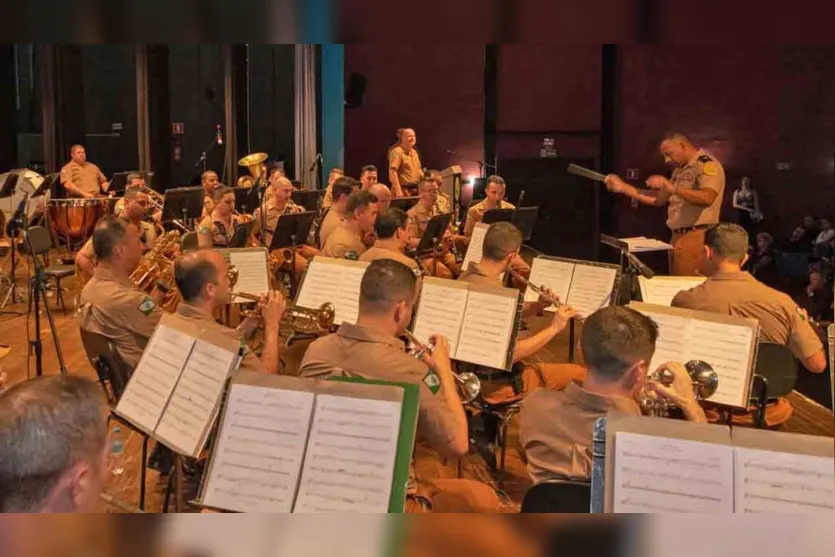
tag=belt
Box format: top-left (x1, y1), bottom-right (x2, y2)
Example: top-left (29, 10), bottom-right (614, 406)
top-left (671, 223), bottom-right (712, 235)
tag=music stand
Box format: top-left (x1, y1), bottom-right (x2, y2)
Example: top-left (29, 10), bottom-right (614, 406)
top-left (511, 207), bottom-right (539, 241)
top-left (390, 196), bottom-right (420, 212)
top-left (415, 213), bottom-right (453, 276)
top-left (482, 208), bottom-right (514, 225)
top-left (0, 172), bottom-right (22, 311)
top-left (291, 190), bottom-right (322, 212)
top-left (232, 187), bottom-right (250, 214)
top-left (230, 220), bottom-right (256, 248)
top-left (109, 172), bottom-right (130, 195)
top-left (268, 211), bottom-right (316, 297)
top-left (161, 187), bottom-right (204, 229)
top-left (244, 184), bottom-right (266, 215)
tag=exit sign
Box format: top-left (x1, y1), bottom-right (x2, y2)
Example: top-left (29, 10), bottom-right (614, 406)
top-left (172, 122), bottom-right (184, 135)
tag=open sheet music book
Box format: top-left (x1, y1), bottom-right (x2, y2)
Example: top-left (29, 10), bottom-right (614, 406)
top-left (629, 302), bottom-right (760, 409)
top-left (114, 313), bottom-right (240, 458)
top-left (218, 247), bottom-right (271, 304)
top-left (604, 415), bottom-right (834, 513)
top-left (638, 275), bottom-right (707, 306)
top-left (295, 257), bottom-right (369, 325)
top-left (522, 256), bottom-right (620, 317)
top-left (411, 276), bottom-right (521, 370)
top-left (196, 372), bottom-right (419, 513)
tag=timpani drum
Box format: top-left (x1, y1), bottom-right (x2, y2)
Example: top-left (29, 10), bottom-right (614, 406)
top-left (48, 198), bottom-right (107, 249)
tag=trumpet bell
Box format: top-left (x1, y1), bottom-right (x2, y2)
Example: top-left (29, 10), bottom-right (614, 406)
top-left (457, 372), bottom-right (482, 404)
top-left (317, 302), bottom-right (336, 330)
top-left (238, 152), bottom-right (268, 178)
top-left (685, 360), bottom-right (719, 400)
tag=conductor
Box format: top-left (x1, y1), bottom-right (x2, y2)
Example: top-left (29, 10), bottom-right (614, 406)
top-left (605, 132), bottom-right (725, 276)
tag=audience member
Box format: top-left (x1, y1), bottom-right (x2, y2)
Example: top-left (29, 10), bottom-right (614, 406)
top-left (749, 232), bottom-right (779, 288)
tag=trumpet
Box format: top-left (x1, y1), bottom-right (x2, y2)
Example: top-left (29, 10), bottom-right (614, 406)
top-left (402, 330), bottom-right (482, 404)
top-left (637, 360), bottom-right (719, 417)
top-left (508, 268), bottom-right (584, 321)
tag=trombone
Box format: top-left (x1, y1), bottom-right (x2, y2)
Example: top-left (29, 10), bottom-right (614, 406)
top-left (508, 268), bottom-right (585, 322)
top-left (402, 330), bottom-right (482, 404)
top-left (135, 184), bottom-right (189, 232)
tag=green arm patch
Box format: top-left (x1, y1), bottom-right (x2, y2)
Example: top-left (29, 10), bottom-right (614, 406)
top-left (422, 369), bottom-right (441, 395)
top-left (137, 296), bottom-right (155, 316)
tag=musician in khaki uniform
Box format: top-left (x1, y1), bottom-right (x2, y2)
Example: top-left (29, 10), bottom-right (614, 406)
top-left (458, 223), bottom-right (585, 404)
top-left (370, 183), bottom-right (392, 212)
top-left (75, 190), bottom-right (157, 281)
top-left (78, 217), bottom-right (165, 369)
top-left (519, 306), bottom-right (706, 484)
top-left (318, 177), bottom-right (355, 249)
top-left (322, 190), bottom-right (378, 260)
top-left (200, 170), bottom-right (220, 219)
top-left (359, 207), bottom-right (420, 273)
top-left (407, 179), bottom-right (458, 278)
top-left (172, 250), bottom-right (286, 375)
top-left (197, 187), bottom-right (242, 248)
top-left (252, 177), bottom-right (318, 274)
top-left (320, 167), bottom-right (345, 209)
top-left (606, 132), bottom-right (725, 276)
top-left (60, 145), bottom-right (109, 198)
top-left (388, 128), bottom-right (423, 197)
top-left (299, 259), bottom-right (500, 512)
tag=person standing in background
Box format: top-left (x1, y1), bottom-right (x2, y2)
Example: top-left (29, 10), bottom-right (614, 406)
top-left (389, 128), bottom-right (424, 197)
top-left (732, 176), bottom-right (761, 244)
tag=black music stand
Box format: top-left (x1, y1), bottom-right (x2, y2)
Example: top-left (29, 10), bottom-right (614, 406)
top-left (232, 187), bottom-right (250, 214)
top-left (415, 213), bottom-right (453, 276)
top-left (511, 207), bottom-right (539, 241)
top-left (600, 234), bottom-right (651, 305)
top-left (482, 208), bottom-right (514, 225)
top-left (390, 196), bottom-right (420, 212)
top-left (230, 220), bottom-right (256, 248)
top-left (244, 183), bottom-right (266, 215)
top-left (109, 172), bottom-right (130, 196)
top-left (268, 211), bottom-right (316, 297)
top-left (161, 187), bottom-right (204, 229)
top-left (291, 190), bottom-right (323, 212)
top-left (0, 172), bottom-right (22, 311)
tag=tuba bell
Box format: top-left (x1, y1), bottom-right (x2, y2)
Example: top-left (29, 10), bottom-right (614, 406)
top-left (638, 360), bottom-right (719, 417)
top-left (238, 152), bottom-right (268, 185)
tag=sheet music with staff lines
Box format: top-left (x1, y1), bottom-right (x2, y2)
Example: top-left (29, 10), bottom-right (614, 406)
top-left (461, 223), bottom-right (488, 271)
top-left (566, 264), bottom-right (618, 317)
top-left (455, 290), bottom-right (518, 369)
top-left (227, 249), bottom-right (270, 304)
top-left (523, 258), bottom-right (574, 309)
top-left (638, 275), bottom-right (707, 306)
top-left (412, 280), bottom-right (469, 356)
top-left (201, 384), bottom-right (316, 513)
top-left (296, 258), bottom-right (368, 325)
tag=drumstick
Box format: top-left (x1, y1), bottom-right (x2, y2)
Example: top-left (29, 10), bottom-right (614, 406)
top-left (567, 163), bottom-right (608, 183)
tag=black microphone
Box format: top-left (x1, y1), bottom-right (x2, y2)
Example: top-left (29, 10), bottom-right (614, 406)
top-left (624, 251), bottom-right (655, 279)
top-left (216, 125), bottom-right (223, 145)
top-left (517, 190), bottom-right (526, 207)
top-left (308, 153), bottom-right (322, 172)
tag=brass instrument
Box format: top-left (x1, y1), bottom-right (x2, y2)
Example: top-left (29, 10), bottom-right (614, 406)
top-left (638, 360), bottom-right (719, 417)
top-left (129, 230), bottom-right (182, 312)
top-left (402, 330), bottom-right (482, 403)
top-left (227, 264), bottom-right (335, 335)
top-left (134, 185), bottom-right (189, 232)
top-left (238, 152), bottom-right (268, 185)
top-left (508, 268), bottom-right (584, 321)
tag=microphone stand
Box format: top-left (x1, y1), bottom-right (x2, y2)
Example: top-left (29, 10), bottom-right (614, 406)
top-left (193, 135), bottom-right (221, 174)
top-left (1, 196), bottom-right (29, 313)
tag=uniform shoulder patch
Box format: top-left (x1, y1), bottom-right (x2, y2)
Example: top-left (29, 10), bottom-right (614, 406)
top-left (703, 162), bottom-right (719, 176)
top-left (697, 155), bottom-right (713, 163)
top-left (137, 296), bottom-right (155, 316)
top-left (344, 251), bottom-right (359, 260)
top-left (198, 226), bottom-right (211, 235)
top-left (422, 369), bottom-right (441, 394)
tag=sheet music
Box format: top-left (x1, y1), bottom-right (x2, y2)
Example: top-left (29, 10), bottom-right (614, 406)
top-left (639, 276), bottom-right (707, 306)
top-left (202, 384), bottom-right (316, 513)
top-left (566, 264), bottom-right (617, 317)
top-left (734, 447), bottom-right (835, 513)
top-left (294, 394), bottom-right (402, 513)
top-left (462, 223), bottom-right (488, 270)
top-left (155, 339), bottom-right (237, 456)
top-left (229, 250), bottom-right (270, 304)
top-left (643, 311), bottom-right (690, 375)
top-left (455, 290), bottom-right (517, 368)
top-left (412, 281), bottom-right (469, 355)
top-left (115, 325), bottom-right (195, 433)
top-left (687, 320), bottom-right (754, 407)
top-left (523, 258), bottom-right (575, 310)
top-left (296, 259), bottom-right (368, 325)
top-left (621, 236), bottom-right (673, 252)
top-left (613, 432), bottom-right (734, 513)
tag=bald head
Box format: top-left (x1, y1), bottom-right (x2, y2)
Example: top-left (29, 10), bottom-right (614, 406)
top-left (272, 176), bottom-right (294, 204)
top-left (174, 249), bottom-right (230, 305)
top-left (370, 183), bottom-right (392, 210)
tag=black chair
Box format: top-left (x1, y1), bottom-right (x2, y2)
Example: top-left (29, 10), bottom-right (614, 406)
top-left (180, 231), bottom-right (198, 252)
top-left (521, 481), bottom-right (591, 513)
top-left (21, 225), bottom-right (75, 313)
top-left (750, 343), bottom-right (799, 429)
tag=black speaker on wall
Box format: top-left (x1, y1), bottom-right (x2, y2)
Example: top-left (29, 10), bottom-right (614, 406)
top-left (345, 73), bottom-right (367, 108)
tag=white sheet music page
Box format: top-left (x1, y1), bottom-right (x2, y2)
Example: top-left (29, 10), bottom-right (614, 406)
top-left (293, 394), bottom-right (402, 513)
top-left (523, 258), bottom-right (575, 310)
top-left (566, 264), bottom-right (617, 317)
top-left (115, 324), bottom-right (194, 433)
top-left (296, 259), bottom-right (366, 325)
top-left (642, 311), bottom-right (690, 375)
top-left (613, 432), bottom-right (734, 513)
top-left (155, 339), bottom-right (237, 456)
top-left (639, 276), bottom-right (707, 307)
top-left (412, 280), bottom-right (469, 355)
top-left (461, 223), bottom-right (488, 271)
top-left (734, 447), bottom-right (835, 513)
top-left (455, 290), bottom-right (517, 368)
top-left (229, 250), bottom-right (270, 304)
top-left (202, 384), bottom-right (316, 513)
top-left (687, 320), bottom-right (754, 408)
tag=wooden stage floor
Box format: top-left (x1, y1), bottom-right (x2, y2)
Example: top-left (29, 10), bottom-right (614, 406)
top-left (0, 283), bottom-right (832, 513)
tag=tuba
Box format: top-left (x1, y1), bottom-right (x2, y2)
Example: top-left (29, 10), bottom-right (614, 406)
top-left (238, 152), bottom-right (268, 187)
top-left (129, 230), bottom-right (182, 312)
top-left (402, 330), bottom-right (482, 403)
top-left (638, 360), bottom-right (719, 417)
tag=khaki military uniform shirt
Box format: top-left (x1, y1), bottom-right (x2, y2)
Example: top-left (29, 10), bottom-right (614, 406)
top-left (321, 222), bottom-right (366, 260)
top-left (78, 220), bottom-right (156, 265)
top-left (665, 149), bottom-right (725, 230)
top-left (169, 303), bottom-right (263, 373)
top-left (406, 202), bottom-right (440, 239)
top-left (359, 245), bottom-right (420, 272)
top-left (197, 216), bottom-right (239, 248)
top-left (77, 267), bottom-right (164, 369)
top-left (519, 381), bottom-right (641, 484)
top-left (319, 207), bottom-right (346, 249)
top-left (321, 183), bottom-right (335, 209)
top-left (253, 200), bottom-right (304, 247)
top-left (458, 262), bottom-right (502, 287)
top-left (464, 200), bottom-right (515, 238)
top-left (671, 271), bottom-right (823, 360)
top-left (389, 146), bottom-right (423, 190)
top-left (299, 323), bottom-right (459, 452)
top-left (60, 161), bottom-right (107, 197)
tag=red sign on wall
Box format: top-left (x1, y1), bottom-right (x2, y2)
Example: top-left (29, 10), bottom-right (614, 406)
top-left (172, 123), bottom-right (184, 135)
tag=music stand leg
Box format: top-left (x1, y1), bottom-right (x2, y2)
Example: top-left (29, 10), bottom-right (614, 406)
top-left (139, 436), bottom-right (148, 511)
top-left (568, 319), bottom-right (576, 363)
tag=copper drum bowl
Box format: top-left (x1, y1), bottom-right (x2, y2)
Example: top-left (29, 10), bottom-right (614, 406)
top-left (48, 198), bottom-right (107, 247)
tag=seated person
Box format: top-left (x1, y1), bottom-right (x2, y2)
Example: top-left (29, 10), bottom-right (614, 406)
top-left (299, 260), bottom-right (500, 512)
top-left (359, 207), bottom-right (421, 273)
top-left (796, 268), bottom-right (834, 331)
top-left (519, 306), bottom-right (706, 485)
top-left (318, 176), bottom-right (356, 249)
top-left (321, 190), bottom-right (378, 260)
top-left (0, 375), bottom-right (108, 512)
top-left (200, 170), bottom-right (220, 219)
top-left (407, 179), bottom-right (459, 278)
top-left (78, 216), bottom-right (166, 369)
top-left (370, 182), bottom-right (392, 212)
top-left (458, 222), bottom-right (585, 404)
top-left (748, 232), bottom-right (779, 288)
top-left (320, 167), bottom-right (345, 209)
top-left (172, 249), bottom-right (286, 374)
top-left (197, 187), bottom-right (243, 248)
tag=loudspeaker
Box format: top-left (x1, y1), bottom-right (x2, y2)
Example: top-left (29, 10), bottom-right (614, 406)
top-left (345, 73), bottom-right (367, 108)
